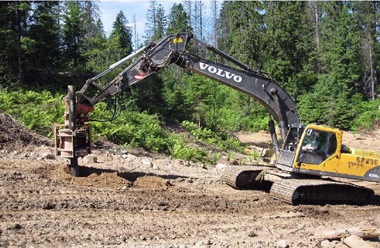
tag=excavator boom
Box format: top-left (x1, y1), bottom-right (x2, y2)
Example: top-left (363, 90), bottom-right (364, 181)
top-left (77, 33), bottom-right (299, 138)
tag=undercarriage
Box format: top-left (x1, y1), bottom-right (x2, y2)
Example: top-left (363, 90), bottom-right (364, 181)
top-left (223, 165), bottom-right (375, 205)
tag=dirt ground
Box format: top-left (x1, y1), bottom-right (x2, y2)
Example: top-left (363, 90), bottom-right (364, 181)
top-left (1, 114), bottom-right (380, 247)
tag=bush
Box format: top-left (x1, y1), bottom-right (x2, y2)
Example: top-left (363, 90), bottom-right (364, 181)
top-left (352, 99), bottom-right (380, 131)
top-left (0, 89), bottom-right (64, 136)
top-left (181, 120), bottom-right (242, 151)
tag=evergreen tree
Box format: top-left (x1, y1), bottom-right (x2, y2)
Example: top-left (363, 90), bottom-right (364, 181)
top-left (108, 11), bottom-right (133, 60)
top-left (84, 18), bottom-right (107, 75)
top-left (0, 1), bottom-right (31, 85)
top-left (154, 4), bottom-right (167, 40)
top-left (135, 1), bottom-right (167, 113)
top-left (161, 3), bottom-right (192, 120)
top-left (264, 1), bottom-right (314, 99)
top-left (299, 2), bottom-right (361, 129)
top-left (167, 3), bottom-right (191, 35)
top-left (355, 1), bottom-right (379, 100)
top-left (62, 1), bottom-right (86, 72)
top-left (217, 1), bottom-right (233, 52)
top-left (27, 1), bottom-right (61, 84)
top-left (81, 1), bottom-right (108, 73)
top-left (144, 0), bottom-right (167, 42)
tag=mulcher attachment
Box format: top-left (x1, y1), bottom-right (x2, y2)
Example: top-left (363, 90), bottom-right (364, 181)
top-left (54, 85), bottom-right (92, 176)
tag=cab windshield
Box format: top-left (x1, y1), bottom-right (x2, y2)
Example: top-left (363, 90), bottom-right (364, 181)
top-left (297, 128), bottom-right (337, 165)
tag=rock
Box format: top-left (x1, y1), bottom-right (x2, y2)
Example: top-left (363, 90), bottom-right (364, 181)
top-left (216, 163), bottom-right (226, 170)
top-left (38, 152), bottom-right (55, 160)
top-left (320, 240), bottom-right (341, 248)
top-left (83, 155), bottom-right (97, 164)
top-left (343, 234), bottom-right (375, 248)
top-left (195, 240), bottom-right (212, 247)
top-left (276, 239), bottom-right (289, 248)
top-left (374, 214), bottom-right (380, 228)
top-left (124, 154), bottom-right (137, 161)
top-left (248, 230), bottom-right (257, 237)
top-left (152, 163), bottom-right (160, 170)
top-left (142, 158), bottom-right (152, 167)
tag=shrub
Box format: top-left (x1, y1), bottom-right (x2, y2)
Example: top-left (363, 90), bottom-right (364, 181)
top-left (352, 99), bottom-right (380, 131)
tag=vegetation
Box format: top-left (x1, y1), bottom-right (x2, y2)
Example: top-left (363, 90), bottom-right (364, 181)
top-left (0, 1), bottom-right (379, 162)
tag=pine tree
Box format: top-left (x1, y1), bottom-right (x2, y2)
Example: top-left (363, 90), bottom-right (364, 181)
top-left (108, 11), bottom-right (133, 60)
top-left (355, 1), bottom-right (379, 100)
top-left (84, 18), bottom-right (107, 75)
top-left (62, 1), bottom-right (86, 72)
top-left (144, 0), bottom-right (167, 42)
top-left (299, 2), bottom-right (361, 129)
top-left (264, 1), bottom-right (314, 99)
top-left (167, 3), bottom-right (191, 35)
top-left (27, 1), bottom-right (61, 84)
top-left (0, 1), bottom-right (31, 85)
top-left (154, 4), bottom-right (167, 40)
top-left (217, 1), bottom-right (233, 52)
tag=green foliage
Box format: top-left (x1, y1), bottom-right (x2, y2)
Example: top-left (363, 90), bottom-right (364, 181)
top-left (182, 120), bottom-right (242, 151)
top-left (0, 89), bottom-right (210, 162)
top-left (168, 135), bottom-right (208, 162)
top-left (108, 11), bottom-right (133, 60)
top-left (62, 2), bottom-right (86, 71)
top-left (0, 89), bottom-right (64, 136)
top-left (166, 3), bottom-right (191, 35)
top-left (352, 99), bottom-right (380, 131)
top-left (144, 0), bottom-right (167, 42)
top-left (91, 103), bottom-right (168, 152)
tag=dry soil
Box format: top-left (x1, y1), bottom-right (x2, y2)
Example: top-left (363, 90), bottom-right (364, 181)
top-left (1, 114), bottom-right (380, 247)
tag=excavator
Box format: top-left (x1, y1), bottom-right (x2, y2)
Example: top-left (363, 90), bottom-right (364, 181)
top-left (54, 32), bottom-right (380, 205)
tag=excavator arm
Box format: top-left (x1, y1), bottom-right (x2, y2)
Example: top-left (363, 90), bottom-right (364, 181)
top-left (55, 32), bottom-right (300, 176)
top-left (77, 32), bottom-right (299, 138)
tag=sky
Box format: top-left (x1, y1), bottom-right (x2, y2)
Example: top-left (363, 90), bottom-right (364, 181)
top-left (98, 0), bottom-right (218, 47)
top-left (99, 1), bottom-right (176, 43)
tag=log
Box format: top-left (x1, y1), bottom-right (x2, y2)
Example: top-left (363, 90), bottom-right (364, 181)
top-left (320, 226), bottom-right (380, 240)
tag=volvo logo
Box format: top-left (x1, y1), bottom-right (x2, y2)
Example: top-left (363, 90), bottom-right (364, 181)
top-left (199, 62), bottom-right (242, 83)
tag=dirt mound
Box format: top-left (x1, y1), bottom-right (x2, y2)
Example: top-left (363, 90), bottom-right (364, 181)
top-left (0, 112), bottom-right (52, 149)
top-left (47, 165), bottom-right (132, 189)
top-left (133, 176), bottom-right (172, 190)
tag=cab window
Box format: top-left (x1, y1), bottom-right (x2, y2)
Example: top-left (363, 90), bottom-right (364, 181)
top-left (297, 129), bottom-right (337, 165)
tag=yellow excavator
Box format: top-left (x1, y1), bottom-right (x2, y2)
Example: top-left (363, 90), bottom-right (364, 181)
top-left (54, 32), bottom-right (380, 205)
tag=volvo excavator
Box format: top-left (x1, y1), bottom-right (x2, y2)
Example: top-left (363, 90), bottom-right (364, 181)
top-left (54, 32), bottom-right (380, 205)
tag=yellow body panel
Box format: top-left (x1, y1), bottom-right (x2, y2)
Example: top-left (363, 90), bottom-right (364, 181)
top-left (339, 150), bottom-right (380, 177)
top-left (293, 124), bottom-right (380, 182)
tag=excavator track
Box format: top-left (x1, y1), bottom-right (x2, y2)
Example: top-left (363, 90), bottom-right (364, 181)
top-left (270, 179), bottom-right (374, 205)
top-left (223, 165), bottom-right (270, 189)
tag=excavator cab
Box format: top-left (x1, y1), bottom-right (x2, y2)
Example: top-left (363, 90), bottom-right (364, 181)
top-left (297, 127), bottom-right (338, 165)
top-left (290, 124), bottom-right (342, 176)
top-left (275, 124), bottom-right (341, 175)
top-left (290, 124), bottom-right (380, 183)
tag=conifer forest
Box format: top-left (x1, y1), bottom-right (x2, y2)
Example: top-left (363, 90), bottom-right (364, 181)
top-left (0, 1), bottom-right (379, 159)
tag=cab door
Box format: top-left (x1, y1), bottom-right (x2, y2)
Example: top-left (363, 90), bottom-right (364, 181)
top-left (294, 125), bottom-right (341, 175)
